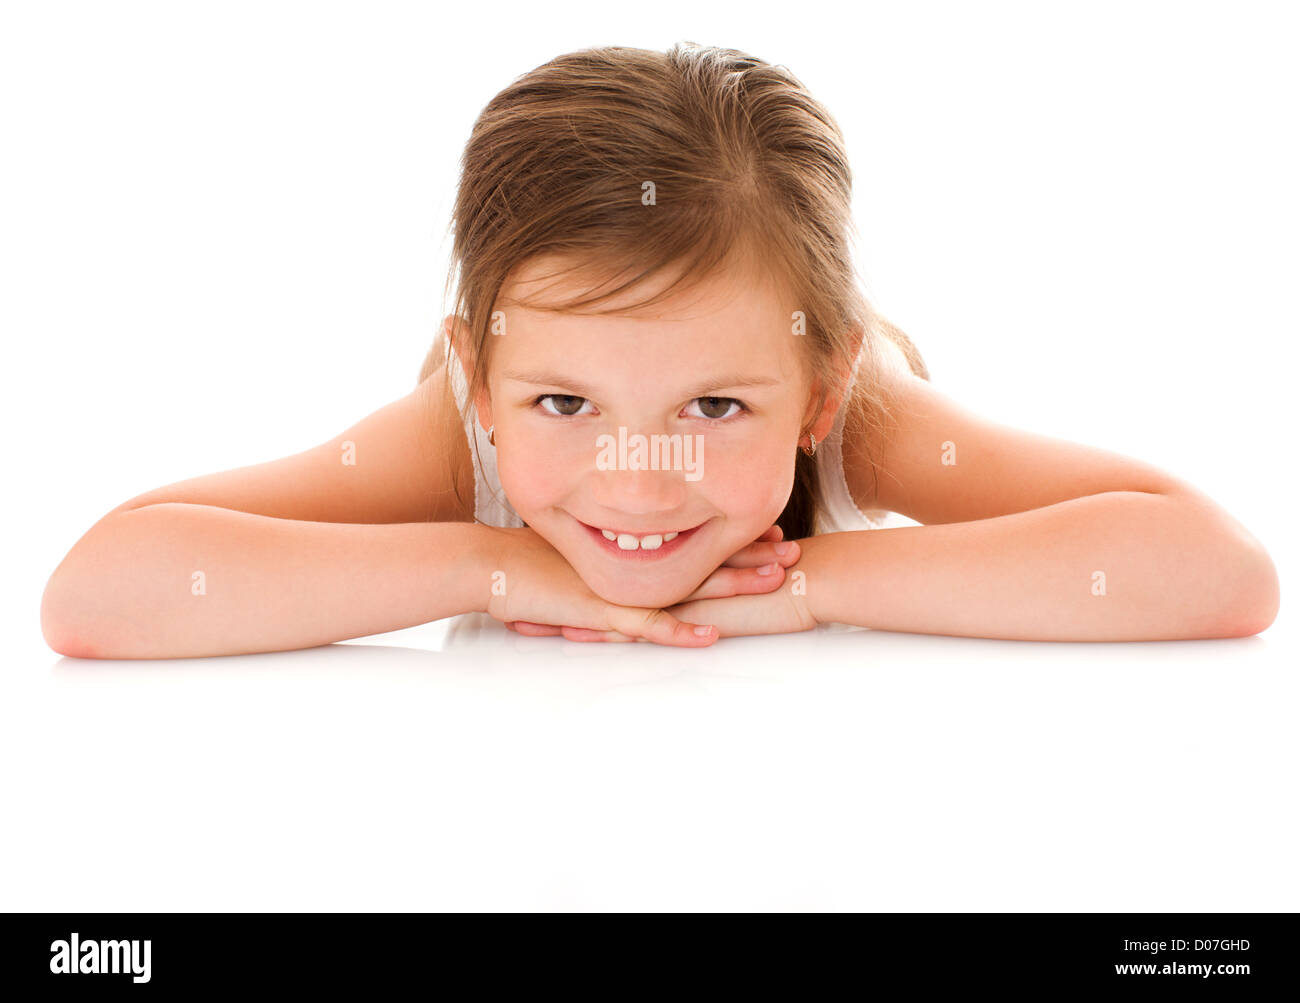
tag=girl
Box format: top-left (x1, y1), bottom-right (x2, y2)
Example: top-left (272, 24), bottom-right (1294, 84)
top-left (41, 43), bottom-right (1278, 659)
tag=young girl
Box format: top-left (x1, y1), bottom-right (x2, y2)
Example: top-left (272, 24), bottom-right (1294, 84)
top-left (41, 43), bottom-right (1278, 659)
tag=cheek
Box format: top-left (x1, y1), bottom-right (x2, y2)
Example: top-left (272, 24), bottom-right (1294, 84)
top-left (703, 439), bottom-right (796, 519)
top-left (497, 438), bottom-right (572, 507)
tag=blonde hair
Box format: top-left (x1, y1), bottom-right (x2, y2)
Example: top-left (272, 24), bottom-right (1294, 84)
top-left (419, 42), bottom-right (929, 537)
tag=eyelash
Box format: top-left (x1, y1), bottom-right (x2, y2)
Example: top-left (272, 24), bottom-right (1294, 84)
top-left (531, 394), bottom-right (750, 423)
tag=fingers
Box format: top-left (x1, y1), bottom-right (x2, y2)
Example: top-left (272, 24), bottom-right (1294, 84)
top-left (606, 606), bottom-right (717, 647)
top-left (688, 527), bottom-right (802, 602)
top-left (541, 601), bottom-right (716, 647)
top-left (723, 537), bottom-right (798, 568)
top-left (559, 625), bottom-right (636, 643)
top-left (723, 523), bottom-right (780, 561)
top-left (676, 561), bottom-right (788, 603)
top-left (507, 611), bottom-right (716, 647)
top-left (506, 621), bottom-right (564, 636)
top-left (508, 620), bottom-right (674, 645)
top-left (720, 528), bottom-right (800, 570)
top-left (508, 620), bottom-right (621, 641)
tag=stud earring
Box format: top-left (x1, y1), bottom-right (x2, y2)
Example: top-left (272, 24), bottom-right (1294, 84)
top-left (488, 424), bottom-right (496, 446)
top-left (801, 431), bottom-right (817, 457)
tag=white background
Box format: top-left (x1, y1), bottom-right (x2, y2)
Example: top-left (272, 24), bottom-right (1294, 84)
top-left (2, 0), bottom-right (1295, 910)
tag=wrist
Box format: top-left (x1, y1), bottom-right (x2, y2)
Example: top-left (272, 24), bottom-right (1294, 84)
top-left (468, 522), bottom-right (507, 616)
top-left (789, 533), bottom-right (831, 628)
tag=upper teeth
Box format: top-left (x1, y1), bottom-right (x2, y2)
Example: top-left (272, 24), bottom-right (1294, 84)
top-left (600, 529), bottom-right (680, 550)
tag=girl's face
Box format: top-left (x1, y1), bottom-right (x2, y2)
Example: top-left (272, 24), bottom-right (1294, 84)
top-left (460, 255), bottom-right (838, 609)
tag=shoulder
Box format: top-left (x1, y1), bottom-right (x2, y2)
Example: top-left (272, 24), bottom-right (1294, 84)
top-left (104, 359), bottom-right (478, 525)
top-left (840, 334), bottom-right (916, 514)
top-left (840, 335), bottom-right (1193, 525)
top-left (421, 360), bottom-right (477, 523)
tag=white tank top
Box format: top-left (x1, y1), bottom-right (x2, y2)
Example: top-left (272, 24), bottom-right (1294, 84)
top-left (445, 340), bottom-right (889, 535)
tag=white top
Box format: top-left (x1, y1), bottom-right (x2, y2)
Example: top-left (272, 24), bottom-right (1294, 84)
top-left (445, 339), bottom-right (889, 535)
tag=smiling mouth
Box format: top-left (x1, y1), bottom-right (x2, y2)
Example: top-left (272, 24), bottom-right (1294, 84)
top-left (576, 518), bottom-right (706, 559)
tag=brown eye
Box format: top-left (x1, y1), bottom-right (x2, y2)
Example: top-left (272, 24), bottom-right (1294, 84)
top-left (693, 396), bottom-right (742, 420)
top-left (538, 394), bottom-right (590, 417)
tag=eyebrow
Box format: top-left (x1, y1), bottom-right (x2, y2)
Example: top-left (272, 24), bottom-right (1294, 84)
top-left (502, 368), bottom-right (782, 399)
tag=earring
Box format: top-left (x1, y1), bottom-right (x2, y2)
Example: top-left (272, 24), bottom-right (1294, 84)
top-left (488, 424), bottom-right (496, 446)
top-left (801, 431), bottom-right (817, 457)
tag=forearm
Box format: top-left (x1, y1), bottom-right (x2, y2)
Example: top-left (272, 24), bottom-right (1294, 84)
top-left (806, 491), bottom-right (1278, 641)
top-left (41, 504), bottom-right (496, 658)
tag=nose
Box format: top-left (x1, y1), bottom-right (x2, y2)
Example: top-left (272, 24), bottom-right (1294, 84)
top-left (588, 421), bottom-right (709, 514)
top-left (591, 463), bottom-right (689, 516)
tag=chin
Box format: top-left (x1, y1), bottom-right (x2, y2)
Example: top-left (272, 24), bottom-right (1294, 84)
top-left (582, 568), bottom-right (698, 611)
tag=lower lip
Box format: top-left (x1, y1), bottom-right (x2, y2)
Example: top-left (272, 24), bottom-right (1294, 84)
top-left (579, 520), bottom-right (704, 560)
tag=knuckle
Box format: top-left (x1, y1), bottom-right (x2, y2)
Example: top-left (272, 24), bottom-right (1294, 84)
top-left (640, 607), bottom-right (666, 631)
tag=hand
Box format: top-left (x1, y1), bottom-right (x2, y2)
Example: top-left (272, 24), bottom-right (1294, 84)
top-left (498, 524), bottom-right (803, 645)
top-left (662, 570), bottom-right (817, 640)
top-left (663, 530), bottom-right (823, 639)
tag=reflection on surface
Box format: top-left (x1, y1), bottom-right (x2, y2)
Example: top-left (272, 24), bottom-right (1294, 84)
top-left (25, 620), bottom-right (1284, 912)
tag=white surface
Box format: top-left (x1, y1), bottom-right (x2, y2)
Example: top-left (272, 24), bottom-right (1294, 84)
top-left (3, 623), bottom-right (1294, 911)
top-left (2, 1), bottom-right (1296, 911)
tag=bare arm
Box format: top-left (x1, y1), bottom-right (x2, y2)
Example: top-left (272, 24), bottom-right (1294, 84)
top-left (40, 505), bottom-right (498, 659)
top-left (823, 343), bottom-right (1278, 639)
top-left (800, 488), bottom-right (1278, 641)
top-left (40, 344), bottom-right (500, 658)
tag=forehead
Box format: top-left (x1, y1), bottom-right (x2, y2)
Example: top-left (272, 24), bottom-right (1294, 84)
top-left (491, 253), bottom-right (807, 384)
top-left (498, 252), bottom-right (795, 329)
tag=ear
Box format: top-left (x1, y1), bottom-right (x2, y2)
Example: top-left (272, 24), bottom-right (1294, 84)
top-left (805, 379), bottom-right (845, 447)
top-left (445, 315), bottom-right (495, 432)
top-left (804, 328), bottom-right (865, 446)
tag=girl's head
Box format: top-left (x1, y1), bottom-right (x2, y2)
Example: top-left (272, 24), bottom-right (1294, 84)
top-left (421, 42), bottom-right (928, 609)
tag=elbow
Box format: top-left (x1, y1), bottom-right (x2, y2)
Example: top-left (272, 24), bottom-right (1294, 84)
top-left (41, 580), bottom-right (75, 657)
top-left (1213, 544), bottom-right (1280, 638)
top-left (41, 510), bottom-right (144, 660)
top-left (41, 571), bottom-right (106, 660)
top-left (41, 582), bottom-right (80, 658)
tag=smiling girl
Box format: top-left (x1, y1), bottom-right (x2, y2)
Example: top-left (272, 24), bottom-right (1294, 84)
top-left (41, 43), bottom-right (1278, 658)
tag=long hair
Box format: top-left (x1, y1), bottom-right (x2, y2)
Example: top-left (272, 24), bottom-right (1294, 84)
top-left (418, 42), bottom-right (930, 537)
